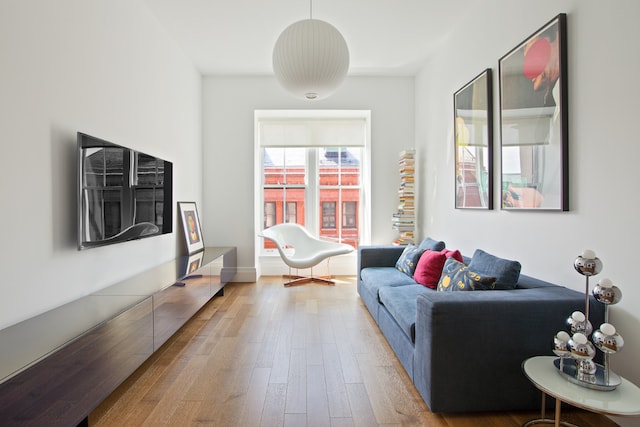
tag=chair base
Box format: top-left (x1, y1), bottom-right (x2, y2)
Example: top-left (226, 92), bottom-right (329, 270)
top-left (282, 274), bottom-right (335, 287)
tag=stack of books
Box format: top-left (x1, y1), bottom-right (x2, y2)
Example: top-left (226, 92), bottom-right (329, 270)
top-left (392, 149), bottom-right (416, 245)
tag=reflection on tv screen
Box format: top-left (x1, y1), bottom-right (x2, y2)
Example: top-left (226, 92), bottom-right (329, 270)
top-left (77, 133), bottom-right (172, 250)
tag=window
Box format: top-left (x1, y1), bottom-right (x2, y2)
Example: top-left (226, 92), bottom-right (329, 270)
top-left (262, 146), bottom-right (362, 249)
top-left (262, 146), bottom-right (306, 230)
top-left (256, 110), bottom-right (371, 259)
top-left (318, 147), bottom-right (361, 247)
top-left (322, 202), bottom-right (336, 229)
top-left (264, 202), bottom-right (276, 228)
top-left (343, 201), bottom-right (357, 229)
top-left (286, 202), bottom-right (297, 223)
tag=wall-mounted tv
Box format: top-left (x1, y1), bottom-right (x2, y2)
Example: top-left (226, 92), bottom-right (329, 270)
top-left (77, 132), bottom-right (173, 250)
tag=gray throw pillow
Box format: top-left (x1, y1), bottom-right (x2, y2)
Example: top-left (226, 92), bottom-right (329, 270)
top-left (468, 249), bottom-right (521, 290)
top-left (418, 237), bottom-right (446, 252)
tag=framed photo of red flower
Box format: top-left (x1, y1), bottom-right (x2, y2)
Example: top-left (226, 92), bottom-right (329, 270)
top-left (498, 13), bottom-right (568, 211)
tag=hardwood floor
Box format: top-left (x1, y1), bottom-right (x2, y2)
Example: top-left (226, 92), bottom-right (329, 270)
top-left (90, 277), bottom-right (618, 426)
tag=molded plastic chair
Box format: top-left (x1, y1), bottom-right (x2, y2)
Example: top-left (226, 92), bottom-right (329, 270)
top-left (259, 223), bottom-right (354, 286)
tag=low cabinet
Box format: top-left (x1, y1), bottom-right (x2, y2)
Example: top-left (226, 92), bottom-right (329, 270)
top-left (0, 247), bottom-right (236, 426)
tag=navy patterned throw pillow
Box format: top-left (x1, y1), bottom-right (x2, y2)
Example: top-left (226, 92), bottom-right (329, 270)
top-left (437, 257), bottom-right (497, 292)
top-left (395, 244), bottom-right (425, 277)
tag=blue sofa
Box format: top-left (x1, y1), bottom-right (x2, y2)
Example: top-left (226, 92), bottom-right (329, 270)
top-left (357, 238), bottom-right (605, 413)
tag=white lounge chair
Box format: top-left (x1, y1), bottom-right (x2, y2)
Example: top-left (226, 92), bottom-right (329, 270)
top-left (259, 223), bottom-right (354, 286)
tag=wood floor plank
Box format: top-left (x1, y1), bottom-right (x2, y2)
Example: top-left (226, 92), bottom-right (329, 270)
top-left (255, 316), bottom-right (280, 369)
top-left (345, 383), bottom-right (379, 427)
top-left (322, 342), bottom-right (352, 418)
top-left (331, 310), bottom-right (363, 384)
top-left (355, 354), bottom-right (403, 425)
top-left (306, 340), bottom-right (324, 366)
top-left (163, 400), bottom-right (201, 426)
top-left (285, 347), bottom-right (307, 414)
top-left (284, 413), bottom-right (307, 427)
top-left (90, 278), bottom-right (620, 427)
top-left (259, 383), bottom-right (287, 427)
top-left (238, 367), bottom-right (271, 426)
top-left (306, 364), bottom-right (330, 427)
top-left (183, 336), bottom-right (233, 402)
top-left (269, 328), bottom-right (293, 384)
top-left (141, 354), bottom-right (209, 425)
top-left (375, 364), bottom-right (427, 423)
top-left (330, 418), bottom-right (355, 427)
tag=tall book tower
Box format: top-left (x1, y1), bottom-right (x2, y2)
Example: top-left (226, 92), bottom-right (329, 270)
top-left (393, 149), bottom-right (416, 245)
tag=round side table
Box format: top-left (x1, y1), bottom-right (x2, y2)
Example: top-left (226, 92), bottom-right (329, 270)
top-left (522, 356), bottom-right (640, 427)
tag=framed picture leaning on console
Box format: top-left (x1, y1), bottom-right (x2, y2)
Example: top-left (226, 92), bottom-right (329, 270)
top-left (178, 201), bottom-right (204, 254)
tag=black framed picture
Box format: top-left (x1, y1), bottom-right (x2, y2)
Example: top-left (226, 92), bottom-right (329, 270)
top-left (499, 13), bottom-right (568, 211)
top-left (454, 69), bottom-right (493, 209)
top-left (178, 201), bottom-right (204, 254)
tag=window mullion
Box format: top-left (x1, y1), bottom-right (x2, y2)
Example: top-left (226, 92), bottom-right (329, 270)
top-left (307, 148), bottom-right (318, 235)
top-left (338, 149), bottom-right (343, 242)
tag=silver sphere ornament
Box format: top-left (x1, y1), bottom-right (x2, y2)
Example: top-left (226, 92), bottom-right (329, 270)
top-left (566, 311), bottom-right (593, 336)
top-left (569, 333), bottom-right (596, 360)
top-left (593, 323), bottom-right (624, 354)
top-left (592, 278), bottom-right (622, 305)
top-left (573, 250), bottom-right (603, 276)
top-left (553, 331), bottom-right (571, 358)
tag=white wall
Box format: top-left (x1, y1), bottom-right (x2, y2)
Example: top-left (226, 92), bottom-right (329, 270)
top-left (0, 0), bottom-right (202, 329)
top-left (202, 76), bottom-right (414, 280)
top-left (416, 1), bottom-right (640, 423)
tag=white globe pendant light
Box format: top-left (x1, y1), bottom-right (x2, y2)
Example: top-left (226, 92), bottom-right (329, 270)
top-left (273, 17), bottom-right (349, 100)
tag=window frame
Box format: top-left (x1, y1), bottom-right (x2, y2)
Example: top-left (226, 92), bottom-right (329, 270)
top-left (255, 110), bottom-right (371, 265)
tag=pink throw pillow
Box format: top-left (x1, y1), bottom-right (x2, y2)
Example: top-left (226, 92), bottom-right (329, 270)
top-left (441, 248), bottom-right (464, 263)
top-left (414, 250), bottom-right (447, 289)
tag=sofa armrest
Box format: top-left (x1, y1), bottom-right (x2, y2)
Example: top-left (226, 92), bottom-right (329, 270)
top-left (357, 245), bottom-right (405, 271)
top-left (413, 287), bottom-right (604, 413)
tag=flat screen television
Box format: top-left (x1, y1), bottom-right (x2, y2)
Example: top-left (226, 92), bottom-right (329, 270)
top-left (77, 132), bottom-right (173, 250)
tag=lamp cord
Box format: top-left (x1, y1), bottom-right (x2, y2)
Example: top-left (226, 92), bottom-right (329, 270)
top-left (310, 0), bottom-right (313, 19)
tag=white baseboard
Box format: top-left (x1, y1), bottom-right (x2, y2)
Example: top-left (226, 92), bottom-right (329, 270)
top-left (228, 267), bottom-right (257, 283)
top-left (258, 254), bottom-right (356, 277)
top-left (227, 255), bottom-right (357, 283)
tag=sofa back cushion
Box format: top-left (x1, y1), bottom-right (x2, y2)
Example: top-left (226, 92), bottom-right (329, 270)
top-left (418, 237), bottom-right (446, 252)
top-left (468, 249), bottom-right (521, 290)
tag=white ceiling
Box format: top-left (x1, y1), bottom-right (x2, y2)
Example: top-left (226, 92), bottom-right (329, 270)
top-left (143, 0), bottom-right (478, 76)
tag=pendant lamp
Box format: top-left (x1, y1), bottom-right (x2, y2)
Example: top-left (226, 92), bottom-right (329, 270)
top-left (272, 3), bottom-right (349, 100)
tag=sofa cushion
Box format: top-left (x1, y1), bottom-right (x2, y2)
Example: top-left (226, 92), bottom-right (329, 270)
top-left (395, 244), bottom-right (424, 277)
top-left (418, 237), bottom-right (446, 252)
top-left (360, 267), bottom-right (417, 300)
top-left (437, 258), bottom-right (497, 291)
top-left (378, 284), bottom-right (431, 342)
top-left (468, 249), bottom-right (521, 290)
